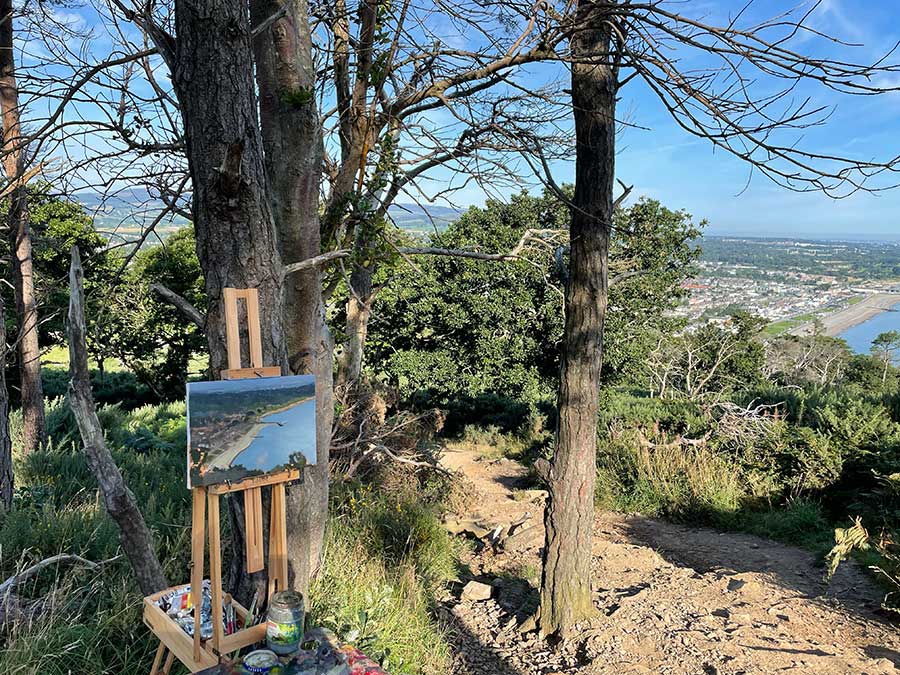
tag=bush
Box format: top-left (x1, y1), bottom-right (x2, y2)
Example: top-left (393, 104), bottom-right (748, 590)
top-left (596, 434), bottom-right (743, 518)
top-left (42, 367), bottom-right (157, 409)
top-left (3, 399), bottom-right (458, 675)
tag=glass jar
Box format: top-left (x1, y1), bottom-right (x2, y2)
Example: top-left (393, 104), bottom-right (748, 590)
top-left (266, 590), bottom-right (305, 655)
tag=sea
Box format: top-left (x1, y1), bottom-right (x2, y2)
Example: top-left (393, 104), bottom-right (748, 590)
top-left (838, 302), bottom-right (900, 356)
top-left (232, 397), bottom-right (318, 473)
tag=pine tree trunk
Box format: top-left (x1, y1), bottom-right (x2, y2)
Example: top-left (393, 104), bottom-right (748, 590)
top-left (538, 0), bottom-right (615, 640)
top-left (171, 0), bottom-right (289, 603)
top-left (0, 295), bottom-right (12, 513)
top-left (0, 0), bottom-right (45, 456)
top-left (251, 0), bottom-right (334, 594)
top-left (171, 0), bottom-right (287, 375)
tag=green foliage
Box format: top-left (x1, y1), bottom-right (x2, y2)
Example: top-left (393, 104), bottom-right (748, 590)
top-left (1, 185), bottom-right (121, 406)
top-left (282, 86), bottom-right (314, 108)
top-left (368, 190), bottom-right (700, 404)
top-left (1, 399), bottom-right (192, 675)
top-left (26, 184), bottom-right (114, 348)
top-left (302, 483), bottom-right (459, 674)
top-left (41, 367), bottom-right (155, 409)
top-left (591, 370), bottom-right (900, 560)
top-left (96, 226), bottom-right (207, 399)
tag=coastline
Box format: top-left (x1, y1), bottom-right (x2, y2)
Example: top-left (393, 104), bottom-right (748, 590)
top-left (201, 394), bottom-right (315, 472)
top-left (205, 421), bottom-right (270, 471)
top-left (792, 293), bottom-right (900, 337)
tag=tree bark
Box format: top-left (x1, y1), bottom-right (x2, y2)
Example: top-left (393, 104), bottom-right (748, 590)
top-left (67, 247), bottom-right (168, 596)
top-left (166, 0), bottom-right (290, 603)
top-left (0, 295), bottom-right (12, 513)
top-left (538, 0), bottom-right (615, 639)
top-left (251, 0), bottom-right (334, 595)
top-left (0, 0), bottom-right (45, 455)
top-left (172, 0), bottom-right (287, 377)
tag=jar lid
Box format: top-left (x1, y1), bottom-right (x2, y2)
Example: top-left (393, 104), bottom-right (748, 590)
top-left (242, 649), bottom-right (279, 673)
top-left (270, 590), bottom-right (304, 608)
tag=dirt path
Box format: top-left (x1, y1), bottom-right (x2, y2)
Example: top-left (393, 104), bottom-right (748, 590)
top-left (440, 443), bottom-right (900, 675)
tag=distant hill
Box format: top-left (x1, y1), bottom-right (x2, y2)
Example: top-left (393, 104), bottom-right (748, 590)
top-left (71, 190), bottom-right (462, 241)
top-left (388, 203), bottom-right (463, 233)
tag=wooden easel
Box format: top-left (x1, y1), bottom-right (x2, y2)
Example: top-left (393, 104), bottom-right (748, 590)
top-left (143, 288), bottom-right (303, 673)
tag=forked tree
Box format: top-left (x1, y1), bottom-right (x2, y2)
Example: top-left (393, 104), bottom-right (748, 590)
top-left (535, 0), bottom-right (900, 638)
top-left (312, 0), bottom-right (569, 390)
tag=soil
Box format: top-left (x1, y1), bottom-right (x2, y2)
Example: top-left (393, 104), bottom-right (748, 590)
top-left (439, 443), bottom-right (900, 675)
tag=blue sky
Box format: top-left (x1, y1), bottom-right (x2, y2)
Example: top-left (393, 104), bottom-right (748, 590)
top-left (434, 0), bottom-right (900, 241)
top-left (25, 0), bottom-right (900, 241)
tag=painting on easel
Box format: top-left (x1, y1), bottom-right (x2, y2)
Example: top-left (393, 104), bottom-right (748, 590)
top-left (186, 374), bottom-right (316, 488)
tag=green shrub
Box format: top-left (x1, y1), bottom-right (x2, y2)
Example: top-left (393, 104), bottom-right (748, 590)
top-left (42, 367), bottom-right (157, 409)
top-left (4, 398), bottom-right (458, 675)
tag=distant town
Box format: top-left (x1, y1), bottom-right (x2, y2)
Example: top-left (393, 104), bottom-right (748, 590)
top-left (677, 237), bottom-right (900, 335)
top-left (75, 190), bottom-right (900, 337)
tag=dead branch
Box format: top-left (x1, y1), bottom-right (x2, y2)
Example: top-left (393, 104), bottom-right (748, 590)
top-left (282, 249), bottom-right (352, 276)
top-left (399, 228), bottom-right (566, 262)
top-left (366, 442), bottom-right (452, 475)
top-left (0, 553), bottom-right (100, 598)
top-left (68, 247), bottom-right (169, 596)
top-left (149, 283), bottom-right (205, 329)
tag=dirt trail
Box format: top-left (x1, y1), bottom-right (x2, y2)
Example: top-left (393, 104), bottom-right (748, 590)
top-left (440, 443), bottom-right (900, 675)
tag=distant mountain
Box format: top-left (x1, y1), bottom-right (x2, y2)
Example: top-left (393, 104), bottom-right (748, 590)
top-left (388, 203), bottom-right (463, 233)
top-left (72, 189), bottom-right (462, 240)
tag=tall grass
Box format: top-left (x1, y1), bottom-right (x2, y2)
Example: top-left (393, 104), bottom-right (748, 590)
top-left (596, 439), bottom-right (743, 517)
top-left (595, 432), bottom-right (834, 553)
top-left (309, 488), bottom-right (458, 674)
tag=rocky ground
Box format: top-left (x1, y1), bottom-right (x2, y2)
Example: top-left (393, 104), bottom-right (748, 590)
top-left (438, 443), bottom-right (900, 675)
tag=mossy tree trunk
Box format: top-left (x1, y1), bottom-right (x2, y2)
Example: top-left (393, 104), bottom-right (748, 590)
top-left (251, 0), bottom-right (334, 595)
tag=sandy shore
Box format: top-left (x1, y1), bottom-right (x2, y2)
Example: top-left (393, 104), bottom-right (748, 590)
top-left (792, 293), bottom-right (900, 337)
top-left (204, 421), bottom-right (271, 471)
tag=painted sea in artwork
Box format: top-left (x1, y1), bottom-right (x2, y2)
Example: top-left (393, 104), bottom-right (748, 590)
top-left (186, 375), bottom-right (316, 488)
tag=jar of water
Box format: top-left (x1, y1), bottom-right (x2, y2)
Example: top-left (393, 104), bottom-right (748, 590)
top-left (266, 590), bottom-right (304, 655)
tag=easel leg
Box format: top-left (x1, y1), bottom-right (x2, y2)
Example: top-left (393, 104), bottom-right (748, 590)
top-left (208, 491), bottom-right (225, 653)
top-left (150, 641), bottom-right (166, 675)
top-left (268, 482), bottom-right (288, 595)
top-left (245, 486), bottom-right (264, 573)
top-left (191, 487), bottom-right (207, 662)
top-left (162, 650), bottom-right (175, 675)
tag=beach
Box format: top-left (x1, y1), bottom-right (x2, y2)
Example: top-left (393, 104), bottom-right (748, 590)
top-left (792, 293), bottom-right (900, 337)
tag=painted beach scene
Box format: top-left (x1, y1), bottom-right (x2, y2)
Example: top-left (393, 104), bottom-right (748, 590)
top-left (186, 375), bottom-right (316, 487)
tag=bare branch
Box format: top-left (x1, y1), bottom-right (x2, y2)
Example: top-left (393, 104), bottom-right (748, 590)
top-left (149, 283), bottom-right (205, 329)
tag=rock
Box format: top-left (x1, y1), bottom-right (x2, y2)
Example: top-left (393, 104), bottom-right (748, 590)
top-left (462, 580), bottom-right (494, 601)
top-left (726, 578), bottom-right (747, 592)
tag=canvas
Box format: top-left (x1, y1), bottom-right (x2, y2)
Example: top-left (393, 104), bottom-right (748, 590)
top-left (186, 374), bottom-right (317, 488)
